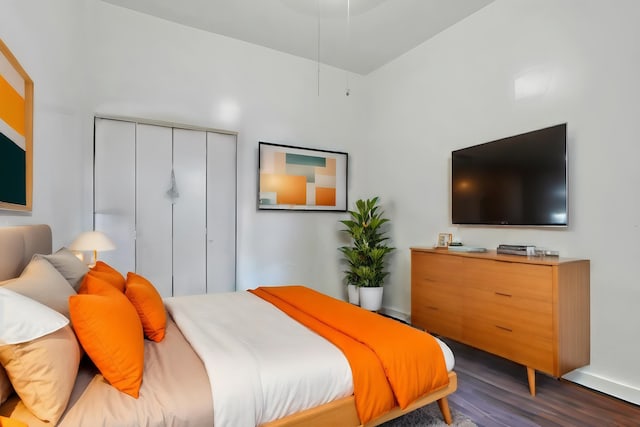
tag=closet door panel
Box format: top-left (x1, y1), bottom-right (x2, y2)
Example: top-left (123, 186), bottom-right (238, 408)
top-left (172, 129), bottom-right (207, 296)
top-left (94, 118), bottom-right (135, 274)
top-left (136, 124), bottom-right (173, 298)
top-left (206, 132), bottom-right (237, 293)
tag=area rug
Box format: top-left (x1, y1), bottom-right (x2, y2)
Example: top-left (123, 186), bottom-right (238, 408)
top-left (380, 404), bottom-right (477, 427)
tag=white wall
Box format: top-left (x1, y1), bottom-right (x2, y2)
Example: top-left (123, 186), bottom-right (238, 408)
top-left (363, 0), bottom-right (640, 403)
top-left (0, 0), bottom-right (93, 248)
top-left (86, 1), bottom-right (366, 300)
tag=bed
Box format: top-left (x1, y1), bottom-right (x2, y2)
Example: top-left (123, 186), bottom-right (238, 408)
top-left (0, 224), bottom-right (457, 427)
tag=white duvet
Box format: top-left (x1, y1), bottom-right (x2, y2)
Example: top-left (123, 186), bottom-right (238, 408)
top-left (164, 292), bottom-right (354, 427)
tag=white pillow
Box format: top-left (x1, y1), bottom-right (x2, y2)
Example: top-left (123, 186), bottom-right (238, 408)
top-left (0, 287), bottom-right (69, 345)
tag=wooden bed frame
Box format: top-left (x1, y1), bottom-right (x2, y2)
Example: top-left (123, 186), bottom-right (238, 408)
top-left (263, 371), bottom-right (457, 426)
top-left (0, 224), bottom-right (456, 426)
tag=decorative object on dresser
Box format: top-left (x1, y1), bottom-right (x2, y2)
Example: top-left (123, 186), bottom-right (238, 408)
top-left (339, 197), bottom-right (394, 310)
top-left (410, 247), bottom-right (590, 396)
top-left (496, 244), bottom-right (536, 256)
top-left (436, 233), bottom-right (452, 248)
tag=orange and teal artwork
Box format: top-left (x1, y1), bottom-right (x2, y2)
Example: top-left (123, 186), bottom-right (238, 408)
top-left (259, 142), bottom-right (347, 211)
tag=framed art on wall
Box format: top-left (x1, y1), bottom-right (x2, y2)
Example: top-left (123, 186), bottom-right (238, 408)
top-left (0, 39), bottom-right (33, 211)
top-left (258, 142), bottom-right (348, 211)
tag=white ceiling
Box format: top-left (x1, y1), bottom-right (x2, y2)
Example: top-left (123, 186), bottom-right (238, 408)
top-left (100, 0), bottom-right (494, 75)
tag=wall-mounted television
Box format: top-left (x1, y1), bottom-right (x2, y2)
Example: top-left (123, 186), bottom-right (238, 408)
top-left (451, 123), bottom-right (567, 226)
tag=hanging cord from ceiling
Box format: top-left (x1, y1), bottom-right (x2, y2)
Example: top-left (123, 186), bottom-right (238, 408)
top-left (317, 0), bottom-right (321, 96)
top-left (345, 0), bottom-right (351, 96)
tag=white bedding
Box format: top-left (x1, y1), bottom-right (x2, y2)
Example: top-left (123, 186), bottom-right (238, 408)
top-left (165, 291), bottom-right (455, 427)
top-left (165, 292), bottom-right (353, 427)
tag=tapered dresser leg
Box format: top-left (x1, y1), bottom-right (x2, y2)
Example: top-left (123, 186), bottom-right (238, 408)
top-left (527, 367), bottom-right (536, 396)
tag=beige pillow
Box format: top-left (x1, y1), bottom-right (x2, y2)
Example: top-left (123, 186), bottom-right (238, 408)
top-left (37, 247), bottom-right (88, 291)
top-left (0, 365), bottom-right (13, 405)
top-left (0, 325), bottom-right (81, 423)
top-left (1, 257), bottom-right (77, 318)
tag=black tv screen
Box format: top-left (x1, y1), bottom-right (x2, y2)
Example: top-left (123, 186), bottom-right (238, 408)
top-left (451, 123), bottom-right (567, 226)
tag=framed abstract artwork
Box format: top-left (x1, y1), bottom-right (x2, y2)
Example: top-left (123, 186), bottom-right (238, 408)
top-left (0, 39), bottom-right (33, 211)
top-left (258, 142), bottom-right (348, 211)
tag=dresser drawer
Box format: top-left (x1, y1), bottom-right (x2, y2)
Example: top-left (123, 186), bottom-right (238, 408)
top-left (463, 318), bottom-right (554, 373)
top-left (465, 288), bottom-right (553, 319)
top-left (412, 251), bottom-right (464, 283)
top-left (464, 292), bottom-right (553, 341)
top-left (412, 303), bottom-right (462, 339)
top-left (411, 277), bottom-right (462, 339)
top-left (463, 258), bottom-right (553, 301)
top-left (413, 280), bottom-right (462, 310)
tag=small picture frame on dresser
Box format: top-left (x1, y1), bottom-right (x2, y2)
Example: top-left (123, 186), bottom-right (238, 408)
top-left (436, 233), bottom-right (452, 248)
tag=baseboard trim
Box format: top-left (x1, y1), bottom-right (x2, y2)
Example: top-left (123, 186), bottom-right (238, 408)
top-left (379, 307), bottom-right (410, 324)
top-left (562, 370), bottom-right (640, 406)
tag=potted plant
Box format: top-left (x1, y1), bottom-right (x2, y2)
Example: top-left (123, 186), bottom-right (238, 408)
top-left (339, 197), bottom-right (394, 310)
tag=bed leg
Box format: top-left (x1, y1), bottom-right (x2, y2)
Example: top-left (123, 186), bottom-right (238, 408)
top-left (437, 397), bottom-right (452, 425)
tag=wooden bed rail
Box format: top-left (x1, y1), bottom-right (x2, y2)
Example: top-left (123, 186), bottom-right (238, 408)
top-left (261, 371), bottom-right (457, 427)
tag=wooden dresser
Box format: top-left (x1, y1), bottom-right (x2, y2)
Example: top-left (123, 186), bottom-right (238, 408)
top-left (410, 247), bottom-right (590, 395)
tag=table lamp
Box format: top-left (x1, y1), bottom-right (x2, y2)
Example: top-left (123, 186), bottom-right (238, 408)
top-left (69, 230), bottom-right (116, 266)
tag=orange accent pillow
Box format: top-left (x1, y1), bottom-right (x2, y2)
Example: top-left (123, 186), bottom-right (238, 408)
top-left (78, 263), bottom-right (126, 294)
top-left (69, 276), bottom-right (144, 398)
top-left (92, 261), bottom-right (126, 291)
top-left (125, 272), bottom-right (167, 342)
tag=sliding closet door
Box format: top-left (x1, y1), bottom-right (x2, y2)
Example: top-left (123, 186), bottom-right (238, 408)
top-left (172, 129), bottom-right (207, 296)
top-left (206, 132), bottom-right (236, 293)
top-left (94, 118), bottom-right (135, 274)
top-left (136, 124), bottom-right (173, 298)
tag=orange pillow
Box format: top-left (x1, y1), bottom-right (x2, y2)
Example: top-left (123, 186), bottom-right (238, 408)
top-left (69, 276), bottom-right (144, 398)
top-left (78, 271), bottom-right (121, 294)
top-left (78, 263), bottom-right (126, 294)
top-left (125, 272), bottom-right (167, 342)
top-left (92, 261), bottom-right (126, 291)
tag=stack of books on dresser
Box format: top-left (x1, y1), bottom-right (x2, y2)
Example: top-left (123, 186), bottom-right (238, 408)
top-left (496, 244), bottom-right (536, 256)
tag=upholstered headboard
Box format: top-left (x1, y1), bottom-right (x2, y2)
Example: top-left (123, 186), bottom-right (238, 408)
top-left (0, 224), bottom-right (52, 281)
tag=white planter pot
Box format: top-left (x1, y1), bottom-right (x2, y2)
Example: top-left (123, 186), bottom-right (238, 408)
top-left (359, 286), bottom-right (383, 311)
top-left (347, 284), bottom-right (360, 305)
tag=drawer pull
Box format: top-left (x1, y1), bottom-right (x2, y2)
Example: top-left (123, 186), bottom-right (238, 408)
top-left (495, 325), bottom-right (513, 332)
top-left (427, 306), bottom-right (439, 311)
top-left (495, 292), bottom-right (512, 297)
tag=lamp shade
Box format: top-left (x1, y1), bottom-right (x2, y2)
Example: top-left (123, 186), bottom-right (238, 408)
top-left (69, 231), bottom-right (116, 266)
top-left (69, 231), bottom-right (116, 252)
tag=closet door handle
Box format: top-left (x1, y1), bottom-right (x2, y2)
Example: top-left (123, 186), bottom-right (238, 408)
top-left (495, 325), bottom-right (513, 332)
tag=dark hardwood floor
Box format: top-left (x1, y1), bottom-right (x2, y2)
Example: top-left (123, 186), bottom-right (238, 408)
top-left (441, 338), bottom-right (640, 427)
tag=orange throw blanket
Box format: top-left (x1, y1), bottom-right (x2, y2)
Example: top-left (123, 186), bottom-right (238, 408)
top-left (249, 286), bottom-right (449, 424)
